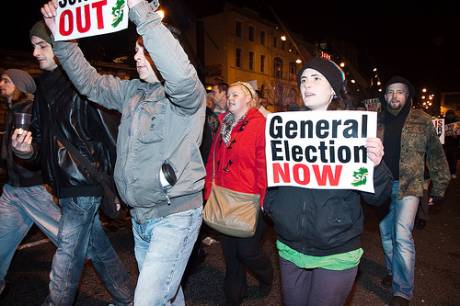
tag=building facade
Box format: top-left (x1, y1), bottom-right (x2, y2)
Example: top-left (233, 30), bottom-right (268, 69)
top-left (200, 4), bottom-right (312, 111)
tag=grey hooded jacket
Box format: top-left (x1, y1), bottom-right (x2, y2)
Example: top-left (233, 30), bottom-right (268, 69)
top-left (52, 1), bottom-right (206, 223)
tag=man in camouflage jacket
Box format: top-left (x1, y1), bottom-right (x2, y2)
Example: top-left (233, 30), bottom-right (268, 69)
top-left (377, 76), bottom-right (450, 306)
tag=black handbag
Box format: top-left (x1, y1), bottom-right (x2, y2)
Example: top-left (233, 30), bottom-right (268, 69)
top-left (56, 136), bottom-right (124, 219)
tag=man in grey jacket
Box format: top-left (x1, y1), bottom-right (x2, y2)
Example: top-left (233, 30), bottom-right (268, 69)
top-left (39, 0), bottom-right (206, 304)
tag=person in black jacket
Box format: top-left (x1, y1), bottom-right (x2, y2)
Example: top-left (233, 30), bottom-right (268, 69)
top-left (444, 110), bottom-right (459, 178)
top-left (11, 22), bottom-right (133, 306)
top-left (0, 69), bottom-right (60, 297)
top-left (264, 58), bottom-right (392, 306)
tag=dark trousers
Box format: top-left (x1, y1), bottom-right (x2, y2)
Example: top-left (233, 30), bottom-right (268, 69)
top-left (221, 214), bottom-right (273, 305)
top-left (445, 145), bottom-right (458, 175)
top-left (279, 257), bottom-right (358, 306)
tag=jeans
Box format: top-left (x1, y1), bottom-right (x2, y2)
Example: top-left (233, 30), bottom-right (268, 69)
top-left (279, 257), bottom-right (358, 306)
top-left (43, 196), bottom-right (133, 306)
top-left (0, 184), bottom-right (60, 282)
top-left (132, 207), bottom-right (202, 306)
top-left (379, 181), bottom-right (419, 299)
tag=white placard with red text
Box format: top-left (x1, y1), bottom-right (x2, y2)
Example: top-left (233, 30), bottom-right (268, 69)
top-left (54, 0), bottom-right (128, 41)
top-left (432, 118), bottom-right (445, 144)
top-left (265, 111), bottom-right (377, 193)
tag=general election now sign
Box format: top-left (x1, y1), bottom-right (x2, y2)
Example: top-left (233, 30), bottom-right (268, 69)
top-left (265, 111), bottom-right (377, 193)
top-left (55, 0), bottom-right (128, 41)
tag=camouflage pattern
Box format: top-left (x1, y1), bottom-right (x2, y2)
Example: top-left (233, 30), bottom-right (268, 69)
top-left (378, 108), bottom-right (450, 199)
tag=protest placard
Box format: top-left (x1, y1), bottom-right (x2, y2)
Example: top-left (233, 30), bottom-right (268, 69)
top-left (432, 118), bottom-right (445, 144)
top-left (54, 0), bottom-right (128, 41)
top-left (445, 121), bottom-right (460, 137)
top-left (265, 111), bottom-right (377, 193)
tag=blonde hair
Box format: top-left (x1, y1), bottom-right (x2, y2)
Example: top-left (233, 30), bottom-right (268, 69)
top-left (229, 81), bottom-right (257, 108)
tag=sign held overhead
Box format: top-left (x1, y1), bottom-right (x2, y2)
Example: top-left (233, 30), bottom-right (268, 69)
top-left (55, 0), bottom-right (128, 41)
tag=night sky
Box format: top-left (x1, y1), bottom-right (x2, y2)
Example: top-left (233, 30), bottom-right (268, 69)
top-left (3, 0), bottom-right (460, 93)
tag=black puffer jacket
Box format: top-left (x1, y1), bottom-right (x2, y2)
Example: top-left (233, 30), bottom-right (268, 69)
top-left (1, 98), bottom-right (43, 187)
top-left (30, 66), bottom-right (117, 198)
top-left (264, 163), bottom-right (392, 256)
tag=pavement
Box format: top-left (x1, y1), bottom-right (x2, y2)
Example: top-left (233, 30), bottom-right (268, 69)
top-left (1, 179), bottom-right (460, 306)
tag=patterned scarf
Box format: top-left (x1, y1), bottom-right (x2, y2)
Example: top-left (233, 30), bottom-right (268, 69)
top-left (220, 112), bottom-right (247, 146)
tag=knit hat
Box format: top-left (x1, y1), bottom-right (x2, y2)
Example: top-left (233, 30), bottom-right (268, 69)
top-left (297, 58), bottom-right (346, 96)
top-left (384, 75), bottom-right (415, 100)
top-left (3, 69), bottom-right (36, 94)
top-left (30, 20), bottom-right (52, 45)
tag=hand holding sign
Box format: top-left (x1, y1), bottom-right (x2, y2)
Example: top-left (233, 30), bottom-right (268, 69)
top-left (41, 0), bottom-right (58, 36)
top-left (365, 137), bottom-right (384, 167)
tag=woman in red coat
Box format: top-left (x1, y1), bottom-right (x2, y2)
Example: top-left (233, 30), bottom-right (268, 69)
top-left (204, 81), bottom-right (273, 305)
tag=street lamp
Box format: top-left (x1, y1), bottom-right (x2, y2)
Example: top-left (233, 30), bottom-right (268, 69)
top-left (157, 9), bottom-right (165, 20)
top-left (339, 62), bottom-right (345, 68)
top-left (280, 35), bottom-right (287, 41)
top-left (295, 58), bottom-right (302, 64)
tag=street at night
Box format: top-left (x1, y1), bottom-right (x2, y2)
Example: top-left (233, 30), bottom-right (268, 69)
top-left (1, 177), bottom-right (459, 306)
top-left (1, 1), bottom-right (460, 306)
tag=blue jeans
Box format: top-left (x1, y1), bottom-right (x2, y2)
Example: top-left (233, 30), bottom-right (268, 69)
top-left (379, 181), bottom-right (419, 299)
top-left (132, 207), bottom-right (202, 306)
top-left (0, 184), bottom-right (60, 282)
top-left (44, 196), bottom-right (133, 306)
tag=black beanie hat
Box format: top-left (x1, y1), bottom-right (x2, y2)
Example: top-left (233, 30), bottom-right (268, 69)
top-left (297, 58), bottom-right (345, 95)
top-left (384, 75), bottom-right (415, 100)
top-left (3, 69), bottom-right (36, 94)
top-left (30, 21), bottom-right (52, 45)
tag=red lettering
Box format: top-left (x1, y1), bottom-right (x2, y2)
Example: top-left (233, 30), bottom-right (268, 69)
top-left (76, 5), bottom-right (91, 33)
top-left (272, 163), bottom-right (290, 183)
top-left (313, 165), bottom-right (342, 186)
top-left (59, 9), bottom-right (73, 36)
top-left (92, 0), bottom-right (107, 29)
top-left (293, 164), bottom-right (310, 185)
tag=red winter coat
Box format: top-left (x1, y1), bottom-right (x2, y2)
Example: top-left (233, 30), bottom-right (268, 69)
top-left (204, 108), bottom-right (267, 206)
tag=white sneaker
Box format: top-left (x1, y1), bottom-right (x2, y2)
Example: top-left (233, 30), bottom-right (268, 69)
top-left (452, 174), bottom-right (457, 179)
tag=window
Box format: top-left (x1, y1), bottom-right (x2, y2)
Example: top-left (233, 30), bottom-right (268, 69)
top-left (273, 37), bottom-right (277, 48)
top-left (274, 57), bottom-right (283, 79)
top-left (248, 26), bottom-right (254, 41)
top-left (281, 41), bottom-right (286, 50)
top-left (260, 31), bottom-right (265, 45)
top-left (260, 55), bottom-right (265, 73)
top-left (235, 21), bottom-right (241, 38)
top-left (249, 52), bottom-right (254, 70)
top-left (236, 48), bottom-right (242, 67)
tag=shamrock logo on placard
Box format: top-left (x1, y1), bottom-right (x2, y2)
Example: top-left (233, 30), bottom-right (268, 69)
top-left (351, 167), bottom-right (368, 187)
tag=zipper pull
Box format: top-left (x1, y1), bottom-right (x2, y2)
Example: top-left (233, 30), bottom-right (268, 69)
top-left (165, 191), bottom-right (171, 205)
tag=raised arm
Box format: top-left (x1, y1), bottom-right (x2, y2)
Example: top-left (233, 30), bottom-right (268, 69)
top-left (128, 0), bottom-right (205, 115)
top-left (40, 1), bottom-right (137, 112)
